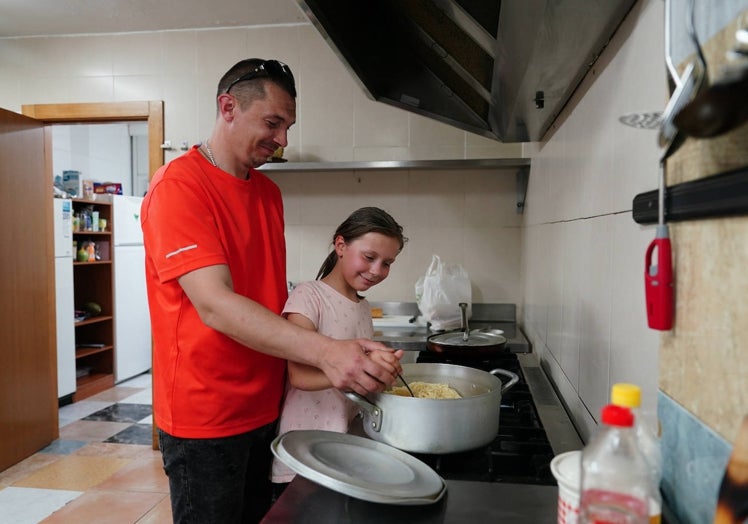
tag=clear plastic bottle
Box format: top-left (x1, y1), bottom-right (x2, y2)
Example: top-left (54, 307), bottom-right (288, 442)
top-left (580, 404), bottom-right (650, 524)
top-left (611, 383), bottom-right (662, 524)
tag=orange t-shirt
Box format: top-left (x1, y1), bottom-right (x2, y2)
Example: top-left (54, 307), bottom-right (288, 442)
top-left (141, 147), bottom-right (287, 438)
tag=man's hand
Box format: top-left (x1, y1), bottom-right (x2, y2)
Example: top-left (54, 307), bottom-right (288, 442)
top-left (319, 339), bottom-right (403, 395)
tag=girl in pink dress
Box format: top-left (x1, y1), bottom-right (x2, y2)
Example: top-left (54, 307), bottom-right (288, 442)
top-left (271, 207), bottom-right (407, 488)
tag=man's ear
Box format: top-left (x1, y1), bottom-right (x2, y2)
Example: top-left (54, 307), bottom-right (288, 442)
top-left (217, 93), bottom-right (235, 119)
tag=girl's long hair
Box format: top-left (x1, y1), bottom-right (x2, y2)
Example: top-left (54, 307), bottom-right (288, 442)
top-left (316, 207), bottom-right (407, 280)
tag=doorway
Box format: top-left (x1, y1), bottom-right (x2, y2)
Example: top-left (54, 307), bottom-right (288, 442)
top-left (51, 121), bottom-right (149, 197)
top-left (21, 101), bottom-right (164, 182)
top-left (22, 101), bottom-right (163, 450)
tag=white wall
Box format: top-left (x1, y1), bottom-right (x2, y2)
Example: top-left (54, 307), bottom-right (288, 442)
top-left (0, 22), bottom-right (525, 306)
top-left (52, 123), bottom-right (134, 196)
top-left (271, 168), bottom-right (523, 304)
top-left (0, 25), bottom-right (521, 164)
top-left (520, 0), bottom-right (664, 439)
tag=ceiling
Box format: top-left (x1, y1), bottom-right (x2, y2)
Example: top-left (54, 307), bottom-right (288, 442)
top-left (0, 0), bottom-right (308, 38)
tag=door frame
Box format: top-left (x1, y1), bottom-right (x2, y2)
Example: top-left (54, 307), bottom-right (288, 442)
top-left (21, 101), bottom-right (164, 179)
top-left (22, 101), bottom-right (163, 449)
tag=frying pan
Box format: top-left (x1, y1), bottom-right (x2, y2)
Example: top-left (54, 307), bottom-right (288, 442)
top-left (426, 303), bottom-right (508, 358)
top-left (674, 60), bottom-right (748, 137)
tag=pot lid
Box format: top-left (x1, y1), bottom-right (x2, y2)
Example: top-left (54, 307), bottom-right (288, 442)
top-left (271, 430), bottom-right (446, 505)
top-left (428, 330), bottom-right (507, 347)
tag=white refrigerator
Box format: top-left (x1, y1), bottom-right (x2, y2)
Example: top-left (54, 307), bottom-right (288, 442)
top-left (53, 198), bottom-right (77, 398)
top-left (112, 195), bottom-right (152, 382)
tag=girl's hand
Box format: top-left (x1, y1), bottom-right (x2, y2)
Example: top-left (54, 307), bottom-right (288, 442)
top-left (365, 347), bottom-right (404, 375)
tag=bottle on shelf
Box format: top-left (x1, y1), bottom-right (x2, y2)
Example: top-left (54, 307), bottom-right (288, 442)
top-left (611, 383), bottom-right (662, 524)
top-left (580, 404), bottom-right (650, 524)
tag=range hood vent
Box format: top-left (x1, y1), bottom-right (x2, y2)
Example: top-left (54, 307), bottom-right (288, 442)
top-left (297, 0), bottom-right (636, 142)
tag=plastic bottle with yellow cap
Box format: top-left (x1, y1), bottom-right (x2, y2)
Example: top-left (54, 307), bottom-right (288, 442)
top-left (611, 383), bottom-right (662, 524)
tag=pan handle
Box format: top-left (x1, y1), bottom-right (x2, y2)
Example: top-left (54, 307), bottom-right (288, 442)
top-left (489, 368), bottom-right (519, 394)
top-left (343, 392), bottom-right (383, 432)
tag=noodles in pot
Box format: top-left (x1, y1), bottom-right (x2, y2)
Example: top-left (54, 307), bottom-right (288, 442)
top-left (387, 381), bottom-right (461, 399)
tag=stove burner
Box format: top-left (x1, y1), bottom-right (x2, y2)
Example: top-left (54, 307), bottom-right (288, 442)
top-left (412, 351), bottom-right (557, 486)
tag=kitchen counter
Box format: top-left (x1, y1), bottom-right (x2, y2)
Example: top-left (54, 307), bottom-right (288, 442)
top-left (369, 302), bottom-right (531, 354)
top-left (261, 476), bottom-right (558, 523)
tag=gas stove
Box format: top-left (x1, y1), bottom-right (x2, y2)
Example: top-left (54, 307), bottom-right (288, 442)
top-left (369, 302), bottom-right (582, 487)
top-left (411, 351), bottom-right (557, 485)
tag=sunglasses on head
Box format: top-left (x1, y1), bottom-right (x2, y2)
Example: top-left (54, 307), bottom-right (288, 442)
top-left (224, 60), bottom-right (296, 95)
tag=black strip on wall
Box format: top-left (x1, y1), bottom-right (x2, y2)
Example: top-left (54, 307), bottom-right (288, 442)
top-left (632, 164), bottom-right (748, 225)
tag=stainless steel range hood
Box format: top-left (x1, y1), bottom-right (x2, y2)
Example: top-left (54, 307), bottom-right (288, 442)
top-left (296, 0), bottom-right (636, 142)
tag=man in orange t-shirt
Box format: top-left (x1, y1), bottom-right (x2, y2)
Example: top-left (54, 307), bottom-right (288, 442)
top-left (141, 59), bottom-right (403, 524)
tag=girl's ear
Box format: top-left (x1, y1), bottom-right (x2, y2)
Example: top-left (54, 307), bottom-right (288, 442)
top-left (333, 235), bottom-right (346, 256)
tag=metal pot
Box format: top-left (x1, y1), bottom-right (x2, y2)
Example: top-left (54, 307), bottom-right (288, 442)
top-left (345, 362), bottom-right (518, 454)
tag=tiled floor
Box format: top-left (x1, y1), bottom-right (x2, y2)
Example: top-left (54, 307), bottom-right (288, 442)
top-left (0, 373), bottom-right (172, 523)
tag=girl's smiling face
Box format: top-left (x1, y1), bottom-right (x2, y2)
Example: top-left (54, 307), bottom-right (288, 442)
top-left (334, 232), bottom-right (401, 293)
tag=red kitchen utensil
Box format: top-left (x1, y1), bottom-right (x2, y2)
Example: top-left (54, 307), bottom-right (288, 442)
top-left (645, 223), bottom-right (674, 330)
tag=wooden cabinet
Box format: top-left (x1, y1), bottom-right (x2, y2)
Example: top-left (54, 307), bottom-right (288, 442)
top-left (0, 108), bottom-right (59, 472)
top-left (72, 197), bottom-right (115, 400)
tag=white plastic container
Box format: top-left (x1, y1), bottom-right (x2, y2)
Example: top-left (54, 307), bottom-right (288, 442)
top-left (580, 404), bottom-right (650, 524)
top-left (551, 450), bottom-right (582, 524)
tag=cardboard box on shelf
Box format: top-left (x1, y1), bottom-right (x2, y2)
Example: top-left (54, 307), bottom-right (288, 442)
top-left (94, 182), bottom-right (123, 195)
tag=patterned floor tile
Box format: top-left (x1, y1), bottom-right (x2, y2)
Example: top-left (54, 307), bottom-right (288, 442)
top-left (73, 442), bottom-right (159, 459)
top-left (59, 420), bottom-right (132, 442)
top-left (83, 403), bottom-right (152, 423)
top-left (86, 386), bottom-right (143, 403)
top-left (12, 456), bottom-right (131, 491)
top-left (39, 439), bottom-right (88, 455)
top-left (106, 423), bottom-right (153, 445)
top-left (119, 389), bottom-right (153, 405)
top-left (39, 490), bottom-right (166, 524)
top-left (0, 487), bottom-right (82, 524)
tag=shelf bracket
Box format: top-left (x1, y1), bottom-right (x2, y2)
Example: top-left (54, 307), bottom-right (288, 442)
top-left (516, 166), bottom-right (529, 214)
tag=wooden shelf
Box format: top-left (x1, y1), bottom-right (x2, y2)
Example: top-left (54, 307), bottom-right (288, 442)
top-left (72, 199), bottom-right (115, 402)
top-left (75, 345), bottom-right (113, 358)
top-left (75, 315), bottom-right (113, 327)
top-left (74, 260), bottom-right (112, 266)
top-left (74, 372), bottom-right (115, 402)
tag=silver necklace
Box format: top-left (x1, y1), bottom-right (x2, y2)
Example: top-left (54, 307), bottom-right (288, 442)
top-left (204, 140), bottom-right (217, 167)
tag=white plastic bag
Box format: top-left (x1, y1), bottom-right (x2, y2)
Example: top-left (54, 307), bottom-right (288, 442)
top-left (415, 254), bottom-right (472, 330)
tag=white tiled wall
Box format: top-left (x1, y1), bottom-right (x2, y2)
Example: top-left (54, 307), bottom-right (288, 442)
top-left (0, 24), bottom-right (520, 164)
top-left (521, 0), bottom-right (664, 438)
top-left (0, 21), bottom-right (524, 308)
top-left (271, 168), bottom-right (523, 305)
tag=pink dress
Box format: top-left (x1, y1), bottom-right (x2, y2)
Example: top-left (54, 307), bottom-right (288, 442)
top-left (271, 280), bottom-right (374, 483)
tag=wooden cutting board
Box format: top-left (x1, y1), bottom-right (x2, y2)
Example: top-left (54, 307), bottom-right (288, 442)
top-left (713, 415), bottom-right (748, 523)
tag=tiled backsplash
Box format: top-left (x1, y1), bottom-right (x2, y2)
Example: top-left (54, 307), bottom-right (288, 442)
top-left (659, 391), bottom-right (731, 524)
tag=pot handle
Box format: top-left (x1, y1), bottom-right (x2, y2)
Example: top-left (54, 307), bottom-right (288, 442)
top-left (343, 392), bottom-right (383, 432)
top-left (489, 368), bottom-right (519, 394)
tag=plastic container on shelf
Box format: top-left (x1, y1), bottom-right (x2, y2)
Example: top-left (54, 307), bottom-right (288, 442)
top-left (611, 383), bottom-right (662, 524)
top-left (580, 404), bottom-right (650, 524)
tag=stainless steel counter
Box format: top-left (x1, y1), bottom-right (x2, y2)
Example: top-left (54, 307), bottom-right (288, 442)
top-left (261, 477), bottom-right (558, 523)
top-left (518, 352), bottom-right (584, 454)
top-left (369, 302), bottom-right (531, 353)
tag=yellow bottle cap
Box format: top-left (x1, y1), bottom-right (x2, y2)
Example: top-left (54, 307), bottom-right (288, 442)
top-left (611, 383), bottom-right (641, 408)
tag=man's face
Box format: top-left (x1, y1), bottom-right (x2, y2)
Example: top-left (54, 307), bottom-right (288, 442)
top-left (230, 82), bottom-right (296, 168)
